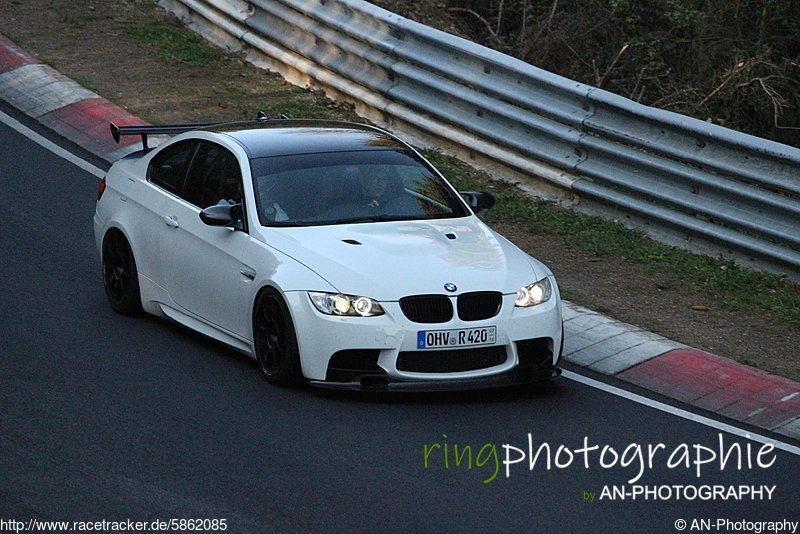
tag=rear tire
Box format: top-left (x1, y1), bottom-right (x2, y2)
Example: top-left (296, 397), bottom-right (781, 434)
top-left (102, 230), bottom-right (143, 315)
top-left (253, 288), bottom-right (303, 387)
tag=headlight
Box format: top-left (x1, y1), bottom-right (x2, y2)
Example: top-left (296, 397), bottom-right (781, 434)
top-left (514, 278), bottom-right (552, 307)
top-left (309, 292), bottom-right (385, 317)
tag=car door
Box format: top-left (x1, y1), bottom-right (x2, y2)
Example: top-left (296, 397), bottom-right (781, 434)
top-left (139, 139), bottom-right (199, 292)
top-left (160, 140), bottom-right (256, 339)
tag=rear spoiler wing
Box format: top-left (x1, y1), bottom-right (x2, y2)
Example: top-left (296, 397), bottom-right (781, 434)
top-left (110, 112), bottom-right (275, 152)
top-left (110, 122), bottom-right (221, 152)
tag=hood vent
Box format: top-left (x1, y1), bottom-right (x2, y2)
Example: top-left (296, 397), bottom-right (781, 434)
top-left (342, 239), bottom-right (362, 245)
top-left (445, 233), bottom-right (457, 240)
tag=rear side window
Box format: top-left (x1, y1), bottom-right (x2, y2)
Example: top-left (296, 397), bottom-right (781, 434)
top-left (147, 141), bottom-right (197, 194)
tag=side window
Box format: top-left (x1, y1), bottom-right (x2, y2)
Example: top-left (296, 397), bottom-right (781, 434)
top-left (182, 142), bottom-right (243, 209)
top-left (147, 141), bottom-right (197, 195)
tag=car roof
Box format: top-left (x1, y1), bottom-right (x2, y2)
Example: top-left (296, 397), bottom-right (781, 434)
top-left (207, 119), bottom-right (409, 159)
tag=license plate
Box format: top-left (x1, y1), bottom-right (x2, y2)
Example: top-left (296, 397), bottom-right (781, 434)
top-left (417, 326), bottom-right (497, 349)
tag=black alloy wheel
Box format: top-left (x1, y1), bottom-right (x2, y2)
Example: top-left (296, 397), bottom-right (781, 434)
top-left (253, 288), bottom-right (303, 386)
top-left (102, 231), bottom-right (143, 315)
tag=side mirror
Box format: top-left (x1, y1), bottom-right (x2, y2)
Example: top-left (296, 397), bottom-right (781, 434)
top-left (200, 202), bottom-right (244, 231)
top-left (461, 191), bottom-right (496, 214)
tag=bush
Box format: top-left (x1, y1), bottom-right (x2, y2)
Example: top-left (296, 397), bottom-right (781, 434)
top-left (382, 0), bottom-right (800, 147)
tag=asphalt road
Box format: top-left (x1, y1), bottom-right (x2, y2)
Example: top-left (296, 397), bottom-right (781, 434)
top-left (1, 109), bottom-right (798, 532)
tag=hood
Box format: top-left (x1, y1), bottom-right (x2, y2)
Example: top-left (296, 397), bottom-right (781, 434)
top-left (257, 217), bottom-right (547, 300)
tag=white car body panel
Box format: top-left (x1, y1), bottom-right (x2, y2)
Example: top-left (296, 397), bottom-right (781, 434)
top-left (256, 218), bottom-right (548, 299)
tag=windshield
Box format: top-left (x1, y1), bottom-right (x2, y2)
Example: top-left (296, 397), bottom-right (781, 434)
top-left (250, 149), bottom-right (470, 227)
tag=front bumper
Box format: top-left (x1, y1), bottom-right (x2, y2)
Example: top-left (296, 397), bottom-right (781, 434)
top-left (309, 363), bottom-right (561, 392)
top-left (285, 283), bottom-right (564, 389)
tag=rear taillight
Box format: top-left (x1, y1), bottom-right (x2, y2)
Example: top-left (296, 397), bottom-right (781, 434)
top-left (97, 177), bottom-right (106, 201)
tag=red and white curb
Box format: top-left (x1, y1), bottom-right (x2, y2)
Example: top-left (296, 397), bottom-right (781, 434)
top-left (561, 301), bottom-right (800, 439)
top-left (1, 34), bottom-right (798, 442)
top-left (0, 34), bottom-right (145, 162)
top-left (562, 301), bottom-right (685, 373)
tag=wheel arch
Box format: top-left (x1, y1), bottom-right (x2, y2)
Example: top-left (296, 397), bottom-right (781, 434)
top-left (251, 284), bottom-right (283, 324)
top-left (251, 283), bottom-right (306, 385)
top-left (100, 224), bottom-right (144, 316)
top-left (249, 282), bottom-right (306, 341)
top-left (102, 224), bottom-right (140, 264)
top-left (101, 223), bottom-right (166, 316)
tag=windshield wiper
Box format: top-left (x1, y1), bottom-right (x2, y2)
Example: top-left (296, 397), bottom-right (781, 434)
top-left (265, 215), bottom-right (426, 227)
top-left (264, 220), bottom-right (319, 227)
top-left (326, 215), bottom-right (423, 225)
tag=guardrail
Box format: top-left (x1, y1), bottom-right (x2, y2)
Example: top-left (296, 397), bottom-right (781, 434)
top-left (159, 0), bottom-right (800, 276)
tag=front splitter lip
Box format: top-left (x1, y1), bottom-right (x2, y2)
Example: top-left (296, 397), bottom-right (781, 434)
top-left (308, 366), bottom-right (561, 392)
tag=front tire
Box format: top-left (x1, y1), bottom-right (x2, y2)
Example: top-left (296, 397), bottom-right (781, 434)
top-left (253, 288), bottom-right (303, 387)
top-left (102, 230), bottom-right (143, 315)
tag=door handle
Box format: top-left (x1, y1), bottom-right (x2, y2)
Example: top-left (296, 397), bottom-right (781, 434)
top-left (240, 268), bottom-right (256, 280)
top-left (163, 215), bottom-right (180, 228)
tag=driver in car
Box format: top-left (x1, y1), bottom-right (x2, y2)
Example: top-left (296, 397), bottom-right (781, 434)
top-left (360, 168), bottom-right (406, 209)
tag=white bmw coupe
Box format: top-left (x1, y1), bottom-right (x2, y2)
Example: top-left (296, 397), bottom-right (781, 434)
top-left (94, 118), bottom-right (563, 391)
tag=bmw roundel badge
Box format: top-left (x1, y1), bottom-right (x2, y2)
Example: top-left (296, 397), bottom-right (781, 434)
top-left (444, 283), bottom-right (457, 293)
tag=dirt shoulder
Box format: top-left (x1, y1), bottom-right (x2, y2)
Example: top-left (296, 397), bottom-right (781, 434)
top-left (1, 0), bottom-right (798, 379)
